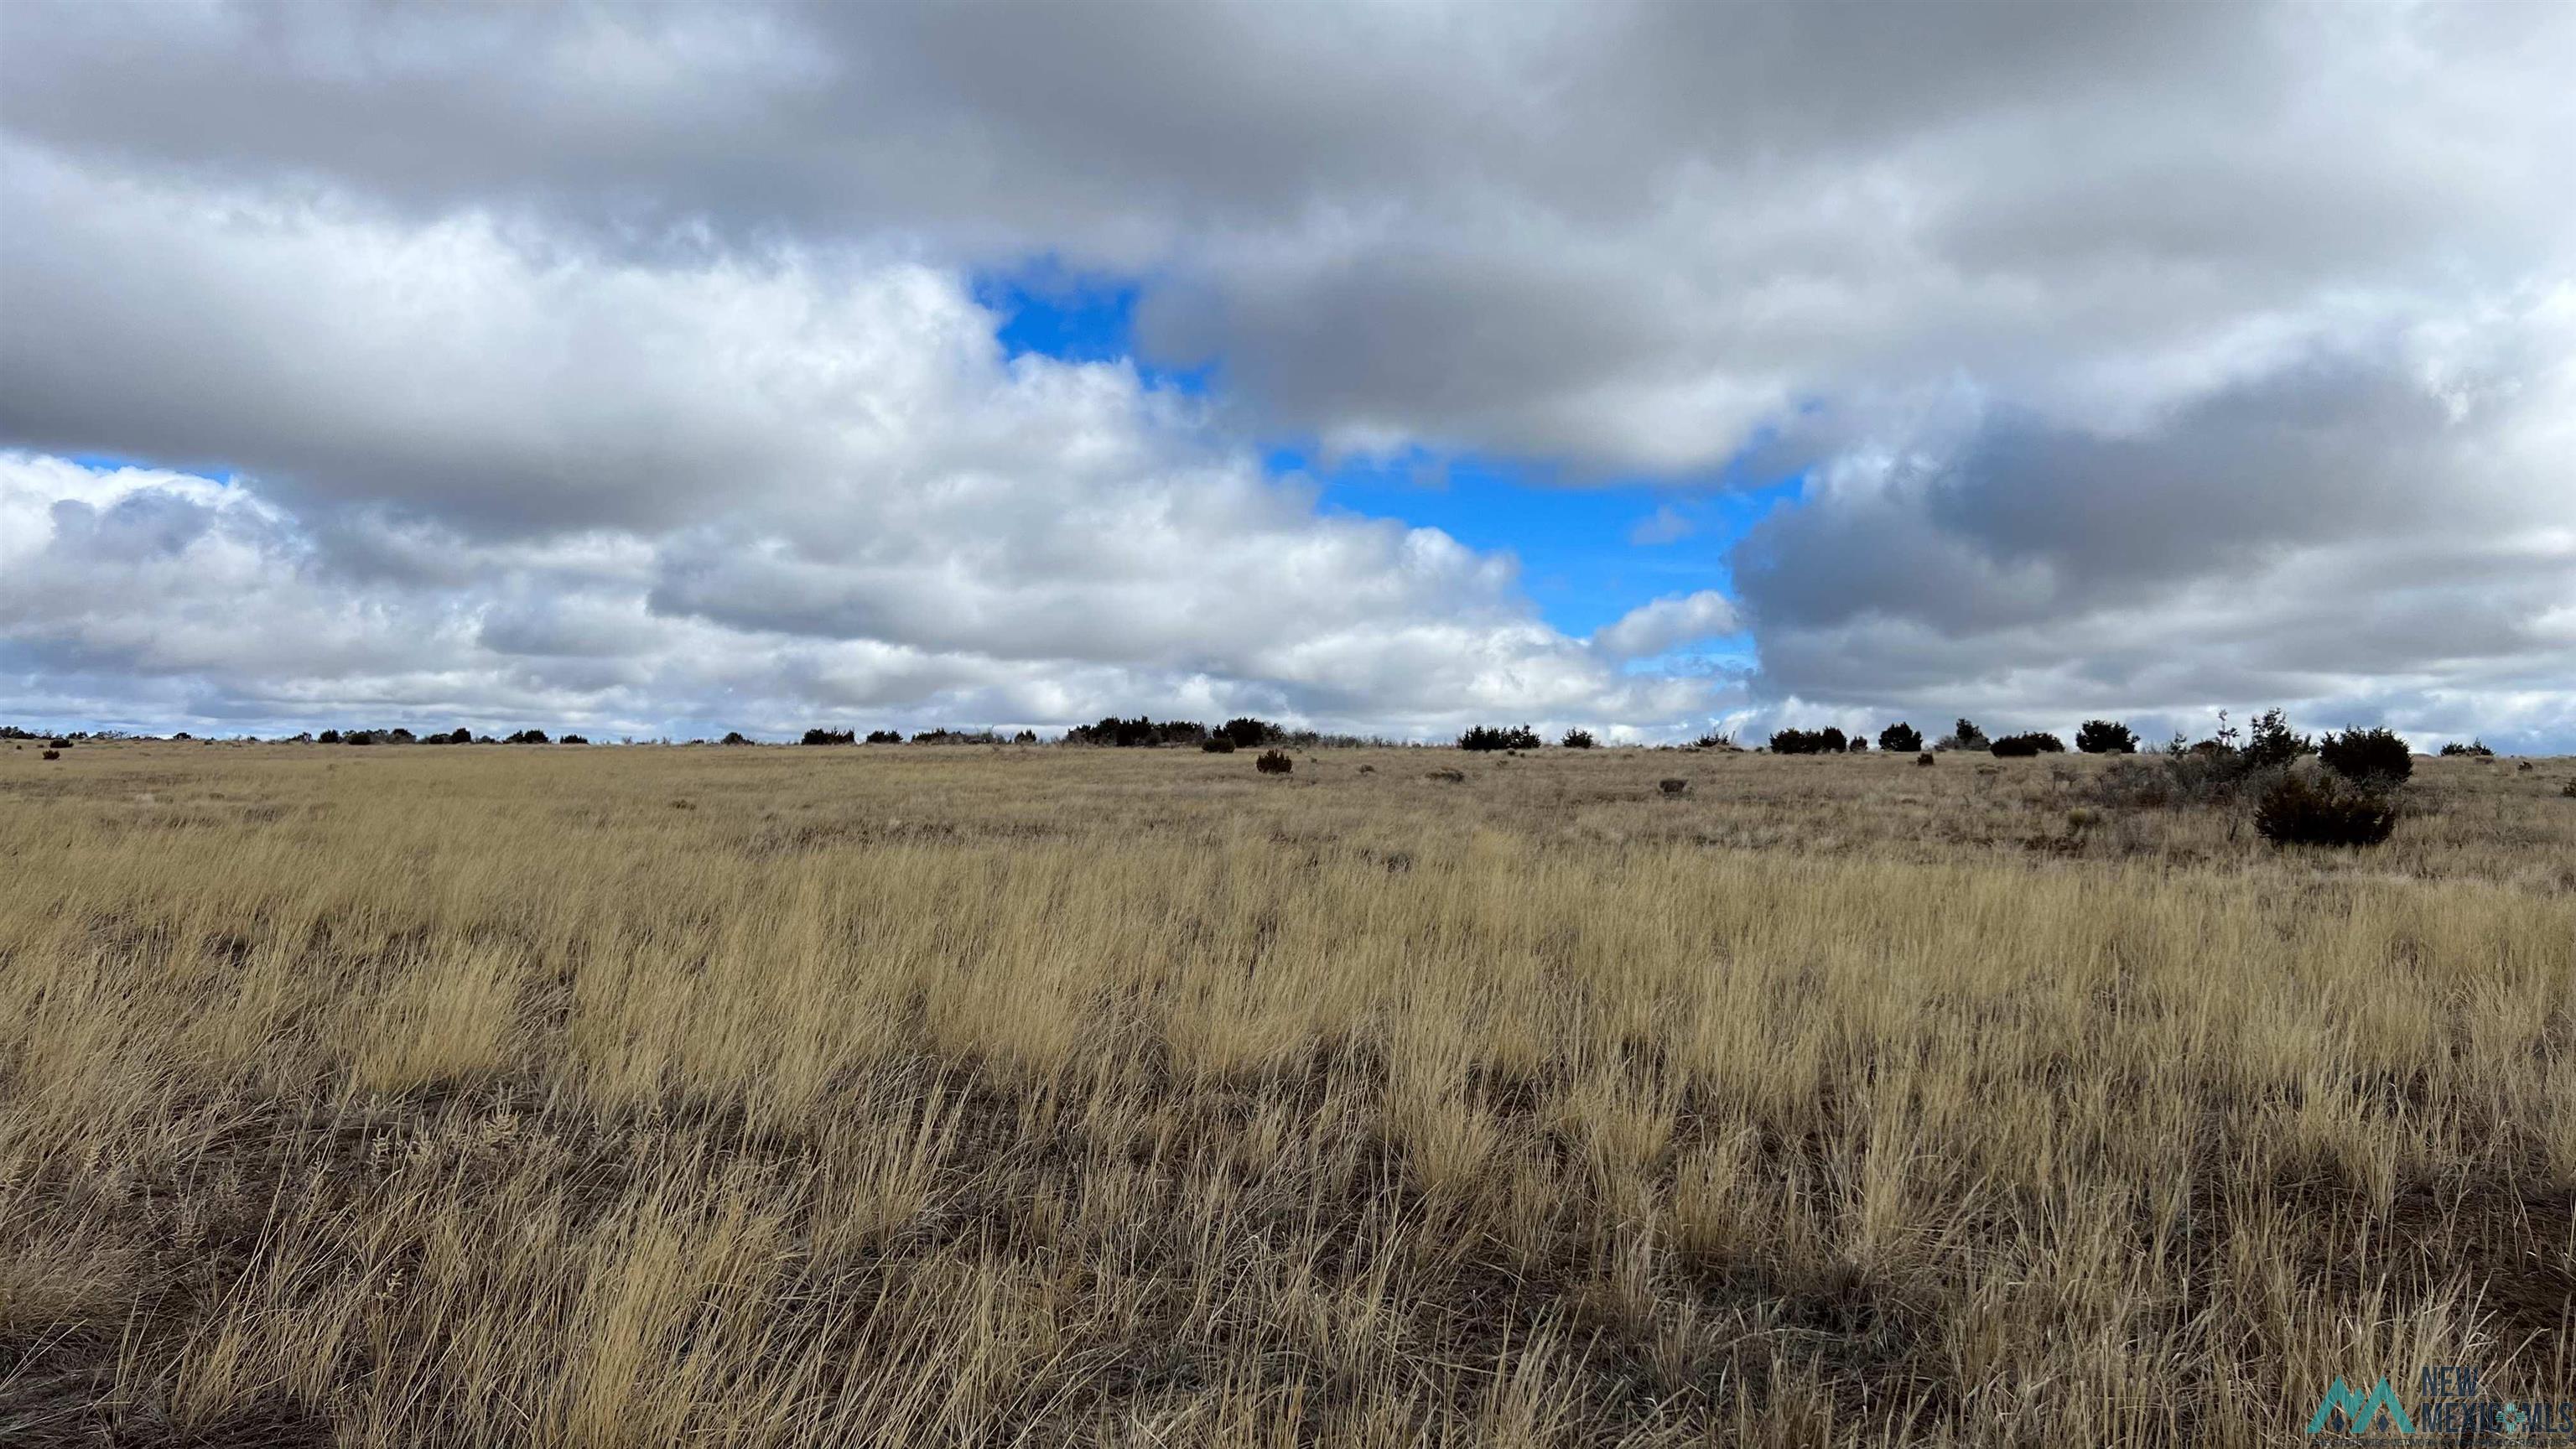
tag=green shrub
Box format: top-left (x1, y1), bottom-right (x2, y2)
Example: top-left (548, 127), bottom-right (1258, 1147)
top-left (1202, 736), bottom-right (1237, 754)
top-left (1220, 718), bottom-right (1281, 749)
top-left (2317, 727), bottom-right (2412, 784)
top-left (1989, 732), bottom-right (2066, 757)
top-left (1255, 749), bottom-right (1293, 775)
top-left (1459, 724), bottom-right (1541, 751)
top-left (1561, 728), bottom-right (1597, 749)
top-left (2241, 709), bottom-right (2311, 770)
top-left (2075, 719), bottom-right (2137, 754)
top-left (2438, 739), bottom-right (2494, 757)
top-left (1877, 722), bottom-right (1924, 753)
top-left (1769, 727), bottom-right (1846, 755)
top-left (2253, 771), bottom-right (2397, 847)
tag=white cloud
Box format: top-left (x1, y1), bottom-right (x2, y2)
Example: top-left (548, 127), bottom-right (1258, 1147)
top-left (1592, 591), bottom-right (1740, 662)
top-left (1627, 506), bottom-right (1694, 547)
top-left (3, 3), bottom-right (2572, 745)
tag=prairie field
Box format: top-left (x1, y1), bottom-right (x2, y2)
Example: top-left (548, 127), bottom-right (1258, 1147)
top-left (2, 740), bottom-right (2572, 1448)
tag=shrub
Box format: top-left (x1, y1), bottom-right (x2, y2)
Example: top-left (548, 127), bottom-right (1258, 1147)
top-left (1427, 767), bottom-right (1466, 783)
top-left (1939, 719), bottom-right (1989, 751)
top-left (1459, 724), bottom-right (1541, 751)
top-left (721, 731), bottom-right (750, 745)
top-left (2075, 719), bottom-right (2137, 754)
top-left (866, 730), bottom-right (904, 744)
top-left (1219, 717), bottom-right (1281, 749)
top-left (1202, 736), bottom-right (1237, 753)
top-left (1846, 736), bottom-right (1868, 753)
top-left (2561, 778), bottom-right (2575, 798)
top-left (560, 735), bottom-right (589, 745)
top-left (1915, 751), bottom-right (1935, 766)
top-left (1255, 749), bottom-right (1293, 775)
top-left (2317, 727), bottom-right (2412, 785)
top-left (42, 750), bottom-right (60, 761)
top-left (2241, 709), bottom-right (2311, 771)
top-left (2253, 771), bottom-right (2397, 847)
top-left (1989, 732), bottom-right (2067, 757)
top-left (1768, 727), bottom-right (1846, 755)
top-left (1877, 722), bottom-right (1924, 753)
top-left (1561, 728), bottom-right (1597, 749)
top-left (2438, 739), bottom-right (2494, 757)
top-left (1014, 730), bottom-right (1037, 744)
top-left (1068, 716), bottom-right (1208, 747)
top-left (1658, 777), bottom-right (1690, 797)
top-left (1690, 731), bottom-right (1738, 751)
top-left (802, 728), bottom-right (856, 745)
top-left (317, 730), bottom-right (342, 744)
top-left (506, 729), bottom-right (550, 745)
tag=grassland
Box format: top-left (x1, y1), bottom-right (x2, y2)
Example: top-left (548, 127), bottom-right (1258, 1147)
top-left (2, 740), bottom-right (2571, 1446)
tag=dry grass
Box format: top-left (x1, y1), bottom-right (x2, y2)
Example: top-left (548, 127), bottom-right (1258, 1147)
top-left (2, 741), bottom-right (2571, 1446)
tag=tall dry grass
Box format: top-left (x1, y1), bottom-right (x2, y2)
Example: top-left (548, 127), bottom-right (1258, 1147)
top-left (1, 742), bottom-right (2570, 1446)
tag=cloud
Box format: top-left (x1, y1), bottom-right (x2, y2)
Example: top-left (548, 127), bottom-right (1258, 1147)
top-left (1627, 506), bottom-right (1694, 547)
top-left (2, 2), bottom-right (2572, 745)
top-left (1726, 299), bottom-right (2576, 750)
top-left (1592, 592), bottom-right (1740, 662)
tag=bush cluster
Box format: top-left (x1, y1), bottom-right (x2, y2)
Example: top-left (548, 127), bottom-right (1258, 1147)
top-left (802, 729), bottom-right (857, 745)
top-left (1066, 716), bottom-right (1208, 747)
top-left (2253, 771), bottom-right (2398, 847)
top-left (1201, 736), bottom-right (1237, 754)
top-left (1768, 726), bottom-right (1846, 755)
top-left (1561, 729), bottom-right (1597, 749)
top-left (2317, 727), bottom-right (2412, 785)
top-left (1254, 749), bottom-right (1294, 775)
top-left (1219, 718), bottom-right (1282, 749)
top-left (2075, 719), bottom-right (2137, 754)
top-left (1459, 724), bottom-right (1542, 751)
top-left (1989, 732), bottom-right (2067, 757)
top-left (2438, 740), bottom-right (2494, 758)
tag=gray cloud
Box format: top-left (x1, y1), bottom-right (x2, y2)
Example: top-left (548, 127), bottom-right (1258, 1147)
top-left (2, 1), bottom-right (2571, 745)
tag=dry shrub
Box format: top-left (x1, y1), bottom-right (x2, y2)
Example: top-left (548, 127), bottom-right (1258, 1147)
top-left (2252, 770), bottom-right (2398, 847)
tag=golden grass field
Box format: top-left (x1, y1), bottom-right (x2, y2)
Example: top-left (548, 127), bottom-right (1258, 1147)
top-left (3, 740), bottom-right (2571, 1446)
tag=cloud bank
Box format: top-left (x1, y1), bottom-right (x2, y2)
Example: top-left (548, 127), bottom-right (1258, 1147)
top-left (2, 2), bottom-right (2569, 745)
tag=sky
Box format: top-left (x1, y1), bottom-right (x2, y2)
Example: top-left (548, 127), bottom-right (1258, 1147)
top-left (2, 1), bottom-right (2571, 748)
